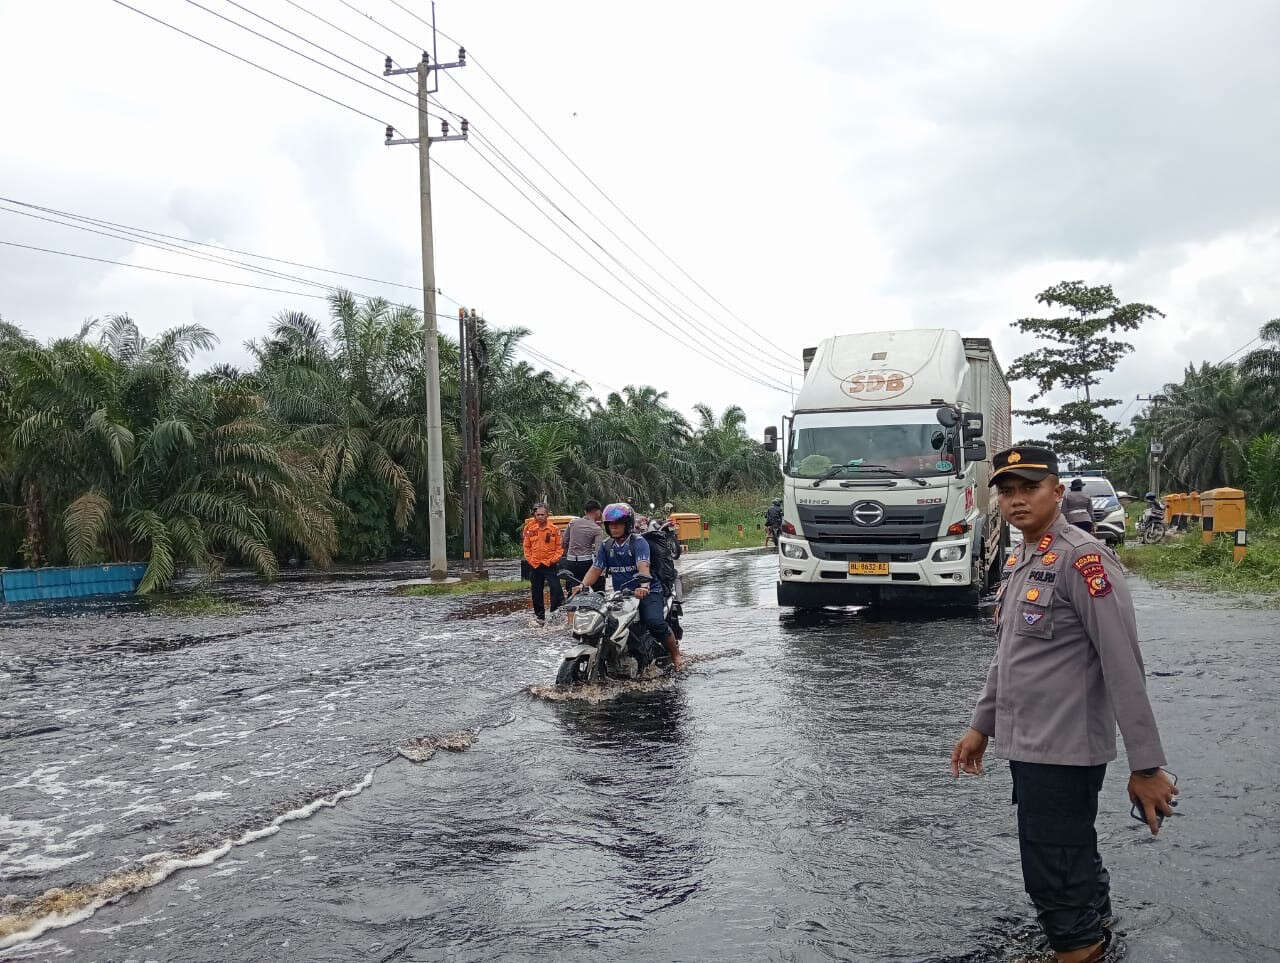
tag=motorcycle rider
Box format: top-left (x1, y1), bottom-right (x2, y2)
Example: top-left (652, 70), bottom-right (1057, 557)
top-left (764, 497), bottom-right (784, 546)
top-left (573, 503), bottom-right (684, 671)
top-left (1062, 478), bottom-right (1095, 534)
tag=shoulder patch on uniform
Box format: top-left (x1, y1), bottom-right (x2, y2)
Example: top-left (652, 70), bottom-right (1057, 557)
top-left (1086, 572), bottom-right (1113, 598)
top-left (1041, 552), bottom-right (1059, 565)
top-left (1072, 553), bottom-right (1102, 571)
top-left (1023, 610), bottom-right (1044, 625)
top-left (1037, 534), bottom-right (1054, 553)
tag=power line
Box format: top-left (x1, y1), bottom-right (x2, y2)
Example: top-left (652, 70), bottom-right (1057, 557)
top-left (0, 239), bottom-right (332, 300)
top-left (431, 83), bottom-right (800, 376)
top-left (460, 121), bottom-right (800, 377)
top-left (428, 22), bottom-right (794, 358)
top-left (430, 157), bottom-right (789, 394)
top-left (104, 0), bottom-right (401, 131)
top-left (1219, 335), bottom-right (1261, 364)
top-left (0, 196), bottom-right (423, 292)
top-left (330, 0), bottom-right (419, 53)
top-left (462, 132), bottom-right (794, 389)
top-left (175, 0), bottom-right (429, 118)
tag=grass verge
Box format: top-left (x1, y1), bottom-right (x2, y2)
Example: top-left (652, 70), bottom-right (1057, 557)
top-left (673, 490), bottom-right (776, 552)
top-left (397, 579), bottom-right (530, 597)
top-left (149, 594), bottom-right (247, 616)
top-left (1119, 527), bottom-right (1280, 598)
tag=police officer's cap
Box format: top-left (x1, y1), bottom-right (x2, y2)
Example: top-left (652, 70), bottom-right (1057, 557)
top-left (989, 445), bottom-right (1059, 486)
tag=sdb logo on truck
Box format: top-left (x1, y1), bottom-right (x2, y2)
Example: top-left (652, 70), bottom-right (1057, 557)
top-left (839, 370), bottom-right (913, 400)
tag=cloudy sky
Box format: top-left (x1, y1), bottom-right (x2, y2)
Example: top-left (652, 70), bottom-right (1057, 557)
top-left (2, 0), bottom-right (1278, 441)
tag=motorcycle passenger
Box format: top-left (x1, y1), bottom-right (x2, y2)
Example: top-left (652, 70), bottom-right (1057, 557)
top-left (574, 503), bottom-right (684, 671)
top-left (1062, 478), bottom-right (1094, 534)
top-left (765, 497), bottom-right (783, 546)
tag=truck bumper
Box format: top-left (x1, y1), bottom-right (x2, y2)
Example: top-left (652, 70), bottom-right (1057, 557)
top-left (776, 536), bottom-right (974, 606)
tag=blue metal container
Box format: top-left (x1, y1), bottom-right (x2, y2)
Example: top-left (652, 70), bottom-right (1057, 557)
top-left (0, 563), bottom-right (148, 603)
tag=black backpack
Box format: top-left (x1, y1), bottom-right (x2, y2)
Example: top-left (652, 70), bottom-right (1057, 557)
top-left (639, 531), bottom-right (678, 595)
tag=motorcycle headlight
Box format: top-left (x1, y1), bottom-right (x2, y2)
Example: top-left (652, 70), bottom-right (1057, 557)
top-left (781, 541), bottom-right (808, 559)
top-left (571, 610), bottom-right (603, 634)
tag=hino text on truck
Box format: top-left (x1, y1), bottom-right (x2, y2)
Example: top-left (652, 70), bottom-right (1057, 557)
top-left (765, 329), bottom-right (1012, 608)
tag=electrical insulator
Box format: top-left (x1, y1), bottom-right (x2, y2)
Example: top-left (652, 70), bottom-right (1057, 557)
top-left (441, 120), bottom-right (450, 136)
top-left (458, 47), bottom-right (466, 64)
top-left (421, 50), bottom-right (430, 64)
top-left (384, 56), bottom-right (392, 71)
top-left (385, 125), bottom-right (394, 141)
top-left (460, 118), bottom-right (469, 135)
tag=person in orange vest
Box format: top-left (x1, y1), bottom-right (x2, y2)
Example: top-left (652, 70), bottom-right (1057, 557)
top-left (523, 502), bottom-right (564, 626)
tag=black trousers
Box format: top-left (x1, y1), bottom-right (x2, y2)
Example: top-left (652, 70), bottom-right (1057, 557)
top-left (1010, 761), bottom-right (1111, 953)
top-left (1070, 519), bottom-right (1095, 534)
top-left (528, 564), bottom-right (564, 620)
top-left (560, 558), bottom-right (597, 595)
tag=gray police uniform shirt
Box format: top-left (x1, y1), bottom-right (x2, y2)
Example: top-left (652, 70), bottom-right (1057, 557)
top-left (561, 516), bottom-right (604, 560)
top-left (1061, 490), bottom-right (1093, 525)
top-left (970, 514), bottom-right (1167, 771)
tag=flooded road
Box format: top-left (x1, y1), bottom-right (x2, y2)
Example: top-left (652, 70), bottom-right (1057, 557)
top-left (1, 551), bottom-right (1277, 961)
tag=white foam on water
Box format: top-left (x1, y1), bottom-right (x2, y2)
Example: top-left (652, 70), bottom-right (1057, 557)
top-left (0, 768), bottom-right (377, 950)
top-left (186, 791), bottom-right (229, 803)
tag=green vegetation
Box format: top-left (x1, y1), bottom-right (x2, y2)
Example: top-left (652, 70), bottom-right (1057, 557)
top-left (1008, 280), bottom-right (1163, 463)
top-left (0, 295), bottom-right (779, 591)
top-left (1120, 518), bottom-right (1280, 598)
top-left (148, 593), bottom-right (247, 616)
top-left (677, 489), bottom-right (775, 551)
top-left (396, 578), bottom-right (530, 597)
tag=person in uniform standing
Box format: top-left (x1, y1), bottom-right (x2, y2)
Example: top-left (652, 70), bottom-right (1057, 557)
top-left (560, 500), bottom-right (605, 595)
top-left (1062, 477), bottom-right (1095, 535)
top-left (950, 446), bottom-right (1179, 963)
top-left (522, 502), bottom-right (564, 626)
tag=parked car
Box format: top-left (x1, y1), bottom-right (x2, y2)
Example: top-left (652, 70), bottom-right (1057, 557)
top-left (1064, 474), bottom-right (1126, 546)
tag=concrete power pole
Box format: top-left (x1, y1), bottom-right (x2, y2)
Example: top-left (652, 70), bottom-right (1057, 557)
top-left (1137, 393), bottom-right (1169, 495)
top-left (385, 45), bottom-right (467, 580)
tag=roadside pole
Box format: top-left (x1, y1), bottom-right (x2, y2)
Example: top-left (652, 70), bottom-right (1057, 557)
top-left (384, 47), bottom-right (467, 580)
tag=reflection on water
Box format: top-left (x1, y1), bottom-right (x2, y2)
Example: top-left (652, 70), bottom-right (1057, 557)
top-left (1, 554), bottom-right (1276, 961)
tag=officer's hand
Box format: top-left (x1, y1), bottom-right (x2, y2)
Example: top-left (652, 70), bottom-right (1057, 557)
top-left (634, 585), bottom-right (649, 599)
top-left (950, 728), bottom-right (988, 777)
top-left (1128, 769), bottom-right (1179, 836)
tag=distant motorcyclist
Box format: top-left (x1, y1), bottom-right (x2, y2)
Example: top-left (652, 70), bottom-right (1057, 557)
top-left (1062, 478), bottom-right (1094, 535)
top-left (764, 497), bottom-right (783, 547)
top-left (574, 503), bottom-right (683, 671)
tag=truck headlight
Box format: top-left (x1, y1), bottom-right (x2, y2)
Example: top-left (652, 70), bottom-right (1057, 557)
top-left (782, 541), bottom-right (808, 560)
top-left (932, 544), bottom-right (967, 563)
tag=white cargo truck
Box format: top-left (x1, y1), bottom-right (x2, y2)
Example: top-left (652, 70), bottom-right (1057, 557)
top-left (766, 329), bottom-right (1011, 608)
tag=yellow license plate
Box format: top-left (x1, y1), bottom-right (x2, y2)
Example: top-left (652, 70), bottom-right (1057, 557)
top-left (848, 562), bottom-right (890, 576)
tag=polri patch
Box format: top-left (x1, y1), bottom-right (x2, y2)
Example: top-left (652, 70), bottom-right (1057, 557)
top-left (1042, 552), bottom-right (1059, 565)
top-left (1037, 534), bottom-right (1054, 553)
top-left (1028, 570), bottom-right (1056, 584)
top-left (1025, 588), bottom-right (1040, 601)
top-left (1023, 611), bottom-right (1044, 626)
top-left (1087, 572), bottom-right (1113, 598)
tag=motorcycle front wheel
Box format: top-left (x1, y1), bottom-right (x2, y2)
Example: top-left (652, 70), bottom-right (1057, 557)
top-left (1141, 521), bottom-right (1167, 544)
top-left (555, 654), bottom-right (592, 686)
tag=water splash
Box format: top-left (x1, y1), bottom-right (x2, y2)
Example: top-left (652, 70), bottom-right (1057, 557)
top-left (526, 648), bottom-right (743, 703)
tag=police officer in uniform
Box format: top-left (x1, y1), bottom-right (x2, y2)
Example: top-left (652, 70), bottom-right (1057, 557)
top-left (1062, 477), bottom-right (1095, 534)
top-left (950, 446), bottom-right (1179, 963)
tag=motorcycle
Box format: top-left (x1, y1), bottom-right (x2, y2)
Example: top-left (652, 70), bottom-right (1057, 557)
top-left (1137, 499), bottom-right (1168, 544)
top-left (555, 573), bottom-right (675, 686)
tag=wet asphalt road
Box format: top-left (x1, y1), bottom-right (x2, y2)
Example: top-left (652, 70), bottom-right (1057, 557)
top-left (0, 550), bottom-right (1277, 961)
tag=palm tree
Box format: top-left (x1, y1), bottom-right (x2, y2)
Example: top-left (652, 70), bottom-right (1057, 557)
top-left (1154, 363), bottom-right (1264, 489)
top-left (689, 404), bottom-right (781, 494)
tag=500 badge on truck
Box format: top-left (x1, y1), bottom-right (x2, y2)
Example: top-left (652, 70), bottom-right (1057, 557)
top-left (839, 370), bottom-right (914, 400)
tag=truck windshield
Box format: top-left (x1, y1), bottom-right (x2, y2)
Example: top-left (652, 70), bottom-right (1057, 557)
top-left (787, 423), bottom-right (954, 479)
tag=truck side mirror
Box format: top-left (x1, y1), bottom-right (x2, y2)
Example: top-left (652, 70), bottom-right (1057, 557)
top-left (763, 426), bottom-right (778, 452)
top-left (963, 441), bottom-right (988, 463)
top-left (936, 406), bottom-right (959, 427)
top-left (963, 411), bottom-right (985, 439)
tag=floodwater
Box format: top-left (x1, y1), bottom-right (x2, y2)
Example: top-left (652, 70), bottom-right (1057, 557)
top-left (1, 552), bottom-right (1276, 961)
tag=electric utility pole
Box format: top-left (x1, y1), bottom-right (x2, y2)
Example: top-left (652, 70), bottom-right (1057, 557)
top-left (384, 35), bottom-right (467, 580)
top-left (1137, 393), bottom-right (1168, 494)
